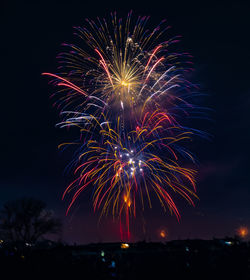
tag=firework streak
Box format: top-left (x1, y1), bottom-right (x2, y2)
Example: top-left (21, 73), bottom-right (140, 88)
top-left (43, 12), bottom-right (203, 240)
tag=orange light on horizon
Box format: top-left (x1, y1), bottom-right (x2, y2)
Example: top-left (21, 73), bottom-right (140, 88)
top-left (237, 226), bottom-right (248, 238)
top-left (121, 243), bottom-right (129, 249)
top-left (159, 229), bottom-right (167, 239)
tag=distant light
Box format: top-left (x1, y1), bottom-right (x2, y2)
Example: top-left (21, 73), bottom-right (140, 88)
top-left (110, 261), bottom-right (116, 268)
top-left (225, 241), bottom-right (233, 246)
top-left (160, 229), bottom-right (167, 238)
top-left (237, 226), bottom-right (248, 238)
top-left (101, 250), bottom-right (105, 257)
top-left (121, 243), bottom-right (129, 249)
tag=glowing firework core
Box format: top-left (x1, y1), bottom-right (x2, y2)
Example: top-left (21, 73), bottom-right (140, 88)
top-left (121, 80), bottom-right (130, 87)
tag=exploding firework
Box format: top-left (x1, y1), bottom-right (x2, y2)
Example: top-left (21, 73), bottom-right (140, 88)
top-left (43, 12), bottom-right (204, 239)
top-left (42, 11), bottom-right (196, 128)
top-left (58, 111), bottom-right (197, 238)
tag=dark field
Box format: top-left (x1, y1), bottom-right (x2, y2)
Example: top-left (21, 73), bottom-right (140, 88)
top-left (1, 239), bottom-right (249, 279)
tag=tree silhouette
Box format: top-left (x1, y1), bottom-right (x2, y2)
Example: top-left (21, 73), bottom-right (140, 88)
top-left (0, 198), bottom-right (62, 243)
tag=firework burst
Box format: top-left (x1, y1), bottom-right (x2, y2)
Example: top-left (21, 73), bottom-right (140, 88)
top-left (43, 12), bottom-right (204, 239)
top-left (58, 111), bottom-right (197, 238)
top-left (42, 11), bottom-right (195, 125)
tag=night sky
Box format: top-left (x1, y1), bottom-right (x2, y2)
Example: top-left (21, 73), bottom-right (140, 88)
top-left (1, 0), bottom-right (250, 244)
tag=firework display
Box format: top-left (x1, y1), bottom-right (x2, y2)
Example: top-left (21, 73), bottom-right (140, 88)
top-left (43, 12), bottom-right (202, 239)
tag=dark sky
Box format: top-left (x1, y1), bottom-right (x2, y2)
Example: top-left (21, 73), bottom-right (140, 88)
top-left (1, 0), bottom-right (250, 244)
